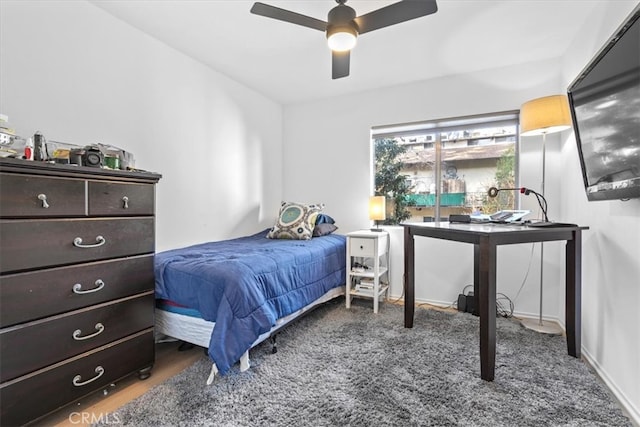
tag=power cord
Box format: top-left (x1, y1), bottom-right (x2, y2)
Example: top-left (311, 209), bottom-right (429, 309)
top-left (388, 285), bottom-right (404, 304)
top-left (496, 292), bottom-right (514, 318)
top-left (512, 242), bottom-right (537, 304)
top-left (451, 240), bottom-right (536, 316)
top-left (455, 285), bottom-right (514, 317)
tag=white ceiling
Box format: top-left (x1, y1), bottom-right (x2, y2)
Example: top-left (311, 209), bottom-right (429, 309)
top-left (89, 0), bottom-right (604, 105)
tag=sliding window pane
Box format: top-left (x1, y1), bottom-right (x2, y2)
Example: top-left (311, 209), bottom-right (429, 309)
top-left (373, 112), bottom-right (519, 222)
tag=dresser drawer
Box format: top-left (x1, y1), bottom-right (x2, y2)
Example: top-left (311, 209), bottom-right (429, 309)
top-left (0, 293), bottom-right (154, 383)
top-left (0, 330), bottom-right (154, 427)
top-left (0, 173), bottom-right (85, 218)
top-left (0, 255), bottom-right (154, 328)
top-left (88, 181), bottom-right (155, 216)
top-left (0, 217), bottom-right (155, 273)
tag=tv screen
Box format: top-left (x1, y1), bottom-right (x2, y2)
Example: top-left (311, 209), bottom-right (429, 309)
top-left (567, 5), bottom-right (640, 201)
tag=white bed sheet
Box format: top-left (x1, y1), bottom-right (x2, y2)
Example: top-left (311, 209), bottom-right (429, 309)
top-left (155, 286), bottom-right (345, 351)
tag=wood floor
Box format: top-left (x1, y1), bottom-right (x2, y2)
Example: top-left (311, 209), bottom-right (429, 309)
top-left (31, 341), bottom-right (203, 427)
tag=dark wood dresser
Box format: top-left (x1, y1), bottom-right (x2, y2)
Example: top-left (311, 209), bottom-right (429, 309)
top-left (0, 158), bottom-right (161, 426)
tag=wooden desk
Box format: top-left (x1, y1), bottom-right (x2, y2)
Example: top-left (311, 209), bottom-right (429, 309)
top-left (402, 222), bottom-right (588, 381)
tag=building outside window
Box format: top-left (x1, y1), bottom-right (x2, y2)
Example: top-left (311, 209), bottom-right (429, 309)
top-left (372, 111), bottom-right (520, 222)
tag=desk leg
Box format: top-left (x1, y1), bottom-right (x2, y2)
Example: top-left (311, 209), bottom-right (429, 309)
top-left (473, 244), bottom-right (480, 316)
top-left (477, 236), bottom-right (496, 381)
top-left (404, 226), bottom-right (415, 328)
top-left (566, 230), bottom-right (582, 358)
top-left (346, 238), bottom-right (351, 309)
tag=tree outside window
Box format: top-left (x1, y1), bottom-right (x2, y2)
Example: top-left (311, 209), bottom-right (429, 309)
top-left (374, 138), bottom-right (413, 224)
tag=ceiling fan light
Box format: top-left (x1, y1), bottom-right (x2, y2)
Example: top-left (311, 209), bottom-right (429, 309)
top-left (327, 27), bottom-right (357, 52)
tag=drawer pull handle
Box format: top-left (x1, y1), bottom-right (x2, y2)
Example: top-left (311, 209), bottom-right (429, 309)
top-left (73, 366), bottom-right (105, 387)
top-left (73, 279), bottom-right (105, 295)
top-left (73, 323), bottom-right (105, 341)
top-left (37, 193), bottom-right (50, 208)
top-left (73, 235), bottom-right (106, 248)
top-left (122, 196), bottom-right (129, 209)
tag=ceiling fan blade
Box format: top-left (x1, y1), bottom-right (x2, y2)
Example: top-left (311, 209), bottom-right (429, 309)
top-left (250, 2), bottom-right (327, 32)
top-left (354, 0), bottom-right (438, 35)
top-left (332, 51), bottom-right (350, 79)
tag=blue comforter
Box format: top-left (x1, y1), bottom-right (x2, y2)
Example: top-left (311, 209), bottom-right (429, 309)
top-left (154, 230), bottom-right (346, 374)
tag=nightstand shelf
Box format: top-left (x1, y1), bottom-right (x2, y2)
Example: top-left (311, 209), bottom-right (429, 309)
top-left (346, 230), bottom-right (390, 314)
top-left (350, 283), bottom-right (389, 299)
top-left (350, 267), bottom-right (388, 279)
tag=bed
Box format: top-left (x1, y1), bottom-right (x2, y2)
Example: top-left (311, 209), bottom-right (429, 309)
top-left (154, 228), bottom-right (346, 383)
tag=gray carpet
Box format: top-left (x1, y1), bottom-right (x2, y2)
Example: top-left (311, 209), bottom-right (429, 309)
top-left (106, 299), bottom-right (631, 426)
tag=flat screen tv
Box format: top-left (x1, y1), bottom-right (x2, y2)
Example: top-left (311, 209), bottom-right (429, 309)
top-left (567, 5), bottom-right (640, 201)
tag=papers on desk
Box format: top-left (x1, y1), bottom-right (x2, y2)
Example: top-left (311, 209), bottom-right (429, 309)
top-left (471, 210), bottom-right (530, 223)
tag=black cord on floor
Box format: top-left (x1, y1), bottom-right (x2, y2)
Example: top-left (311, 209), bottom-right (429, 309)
top-left (496, 292), bottom-right (514, 318)
top-left (454, 285), bottom-right (514, 317)
top-left (388, 283), bottom-right (515, 317)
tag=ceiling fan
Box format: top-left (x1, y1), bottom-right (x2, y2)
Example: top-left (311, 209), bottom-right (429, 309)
top-left (250, 0), bottom-right (438, 79)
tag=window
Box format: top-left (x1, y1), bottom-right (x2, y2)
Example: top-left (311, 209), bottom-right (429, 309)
top-left (372, 111), bottom-right (519, 222)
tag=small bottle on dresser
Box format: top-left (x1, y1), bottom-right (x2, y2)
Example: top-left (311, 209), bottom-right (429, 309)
top-left (23, 137), bottom-right (34, 160)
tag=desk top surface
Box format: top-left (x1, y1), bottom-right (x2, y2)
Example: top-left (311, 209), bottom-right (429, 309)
top-left (403, 221), bottom-right (587, 231)
top-left (402, 222), bottom-right (588, 243)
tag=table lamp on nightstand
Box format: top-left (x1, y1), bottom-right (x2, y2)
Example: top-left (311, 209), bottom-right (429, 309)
top-left (369, 195), bottom-right (386, 232)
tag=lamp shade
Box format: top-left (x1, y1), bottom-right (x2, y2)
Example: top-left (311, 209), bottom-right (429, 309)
top-left (369, 196), bottom-right (386, 221)
top-left (520, 95), bottom-right (572, 136)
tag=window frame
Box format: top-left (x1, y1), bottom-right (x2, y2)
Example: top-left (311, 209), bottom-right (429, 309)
top-left (372, 110), bottom-right (521, 222)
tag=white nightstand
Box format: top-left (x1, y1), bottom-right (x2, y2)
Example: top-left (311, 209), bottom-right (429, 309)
top-left (346, 230), bottom-right (390, 313)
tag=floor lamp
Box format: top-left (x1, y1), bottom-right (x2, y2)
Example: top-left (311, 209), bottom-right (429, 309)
top-left (519, 94), bottom-right (572, 334)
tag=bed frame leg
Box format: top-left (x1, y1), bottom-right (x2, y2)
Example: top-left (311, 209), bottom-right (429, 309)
top-left (240, 351), bottom-right (250, 372)
top-left (178, 341), bottom-right (195, 351)
top-left (206, 363), bottom-right (218, 385)
top-left (270, 334), bottom-right (278, 354)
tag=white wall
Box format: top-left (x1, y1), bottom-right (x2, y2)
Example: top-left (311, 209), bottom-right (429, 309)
top-left (283, 58), bottom-right (566, 313)
top-left (0, 0), bottom-right (283, 251)
top-left (282, 3), bottom-right (639, 421)
top-left (559, 3), bottom-right (640, 421)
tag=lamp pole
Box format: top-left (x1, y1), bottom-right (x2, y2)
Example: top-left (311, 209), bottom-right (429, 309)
top-left (538, 132), bottom-right (546, 327)
top-left (521, 131), bottom-right (562, 334)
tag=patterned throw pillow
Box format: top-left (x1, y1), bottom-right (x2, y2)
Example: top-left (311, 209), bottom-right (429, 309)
top-left (267, 202), bottom-right (324, 240)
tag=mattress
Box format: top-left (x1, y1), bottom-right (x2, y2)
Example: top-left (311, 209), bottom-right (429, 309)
top-left (155, 286), bottom-right (345, 350)
top-left (154, 229), bottom-right (346, 374)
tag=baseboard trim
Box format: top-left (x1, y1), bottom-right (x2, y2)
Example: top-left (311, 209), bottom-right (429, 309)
top-left (581, 348), bottom-right (640, 426)
top-left (392, 295), bottom-right (564, 327)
